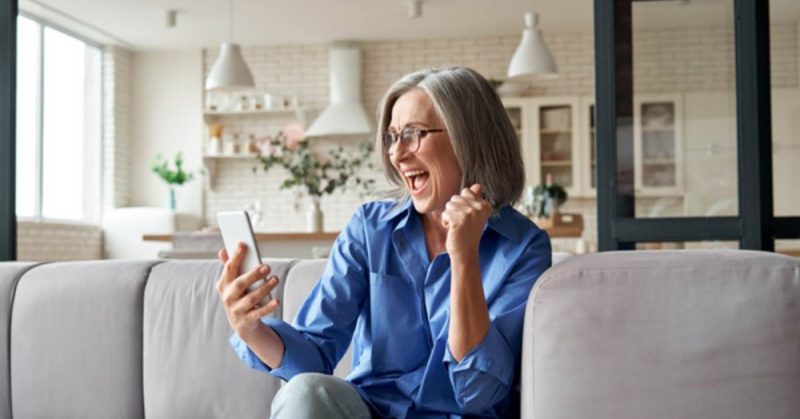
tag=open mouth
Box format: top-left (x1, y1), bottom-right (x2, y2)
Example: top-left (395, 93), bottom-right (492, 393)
top-left (404, 170), bottom-right (430, 195)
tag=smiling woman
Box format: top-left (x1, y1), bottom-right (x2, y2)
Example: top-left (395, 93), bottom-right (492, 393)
top-left (220, 67), bottom-right (552, 419)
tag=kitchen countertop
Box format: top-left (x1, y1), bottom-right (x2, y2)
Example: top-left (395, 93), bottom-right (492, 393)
top-left (142, 231), bottom-right (339, 242)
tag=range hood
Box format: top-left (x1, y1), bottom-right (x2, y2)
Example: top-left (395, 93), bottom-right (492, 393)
top-left (304, 46), bottom-right (371, 138)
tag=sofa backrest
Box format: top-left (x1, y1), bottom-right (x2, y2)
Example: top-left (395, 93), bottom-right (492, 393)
top-left (2, 258), bottom-right (295, 419)
top-left (10, 260), bottom-right (159, 419)
top-left (0, 262), bottom-right (40, 419)
top-left (521, 250), bottom-right (800, 419)
top-left (141, 259), bottom-right (292, 419)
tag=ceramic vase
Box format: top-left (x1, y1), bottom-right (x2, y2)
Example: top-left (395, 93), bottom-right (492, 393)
top-left (167, 187), bottom-right (177, 210)
top-left (307, 198), bottom-right (323, 232)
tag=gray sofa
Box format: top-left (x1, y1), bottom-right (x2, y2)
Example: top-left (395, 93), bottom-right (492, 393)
top-left (1, 250), bottom-right (798, 419)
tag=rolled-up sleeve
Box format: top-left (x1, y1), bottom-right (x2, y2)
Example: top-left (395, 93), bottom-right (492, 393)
top-left (442, 229), bottom-right (552, 412)
top-left (229, 206), bottom-right (369, 381)
top-left (229, 317), bottom-right (331, 381)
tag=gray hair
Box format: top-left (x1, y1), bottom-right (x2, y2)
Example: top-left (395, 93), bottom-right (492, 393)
top-left (376, 67), bottom-right (526, 209)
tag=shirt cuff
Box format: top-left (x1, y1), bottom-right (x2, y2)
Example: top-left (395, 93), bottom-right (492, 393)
top-left (443, 323), bottom-right (514, 404)
top-left (228, 317), bottom-right (323, 382)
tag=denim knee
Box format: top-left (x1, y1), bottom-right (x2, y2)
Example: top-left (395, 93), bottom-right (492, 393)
top-left (271, 373), bottom-right (371, 419)
top-left (277, 372), bottom-right (331, 402)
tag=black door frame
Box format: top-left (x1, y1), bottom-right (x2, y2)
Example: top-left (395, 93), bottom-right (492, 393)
top-left (0, 0), bottom-right (16, 261)
top-left (595, 0), bottom-right (800, 251)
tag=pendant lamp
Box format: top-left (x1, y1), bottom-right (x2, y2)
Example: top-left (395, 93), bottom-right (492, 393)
top-left (205, 0), bottom-right (255, 91)
top-left (507, 12), bottom-right (558, 79)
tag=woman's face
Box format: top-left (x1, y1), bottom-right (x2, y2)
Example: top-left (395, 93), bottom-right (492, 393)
top-left (389, 89), bottom-right (462, 215)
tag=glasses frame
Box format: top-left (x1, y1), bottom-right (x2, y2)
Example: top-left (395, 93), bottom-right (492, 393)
top-left (384, 127), bottom-right (445, 155)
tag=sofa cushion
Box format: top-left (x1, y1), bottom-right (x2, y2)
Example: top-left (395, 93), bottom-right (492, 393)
top-left (142, 259), bottom-right (292, 419)
top-left (0, 262), bottom-right (40, 419)
top-left (522, 250), bottom-right (800, 419)
top-left (10, 260), bottom-right (159, 419)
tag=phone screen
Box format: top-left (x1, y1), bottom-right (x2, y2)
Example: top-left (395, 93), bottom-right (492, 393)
top-left (217, 211), bottom-right (271, 305)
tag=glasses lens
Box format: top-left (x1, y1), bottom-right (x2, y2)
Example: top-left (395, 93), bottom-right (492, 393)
top-left (384, 131), bottom-right (397, 153)
top-left (401, 127), bottom-right (419, 152)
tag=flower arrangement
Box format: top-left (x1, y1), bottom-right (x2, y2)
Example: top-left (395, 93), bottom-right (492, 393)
top-left (253, 125), bottom-right (377, 200)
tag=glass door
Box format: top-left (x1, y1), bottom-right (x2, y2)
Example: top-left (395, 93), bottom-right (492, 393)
top-left (532, 97), bottom-right (581, 196)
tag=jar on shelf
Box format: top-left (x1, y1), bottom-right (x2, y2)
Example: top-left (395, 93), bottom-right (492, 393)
top-left (250, 94), bottom-right (264, 110)
top-left (207, 123), bottom-right (223, 155)
top-left (246, 134), bottom-right (259, 155)
top-left (223, 133), bottom-right (240, 155)
top-left (208, 136), bottom-right (222, 155)
top-left (205, 92), bottom-right (219, 111)
top-left (236, 95), bottom-right (249, 112)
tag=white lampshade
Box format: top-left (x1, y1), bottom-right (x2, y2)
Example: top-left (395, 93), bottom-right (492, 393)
top-left (205, 43), bottom-right (255, 92)
top-left (507, 12), bottom-right (558, 79)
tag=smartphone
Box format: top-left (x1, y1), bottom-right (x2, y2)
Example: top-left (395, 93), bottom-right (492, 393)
top-left (217, 211), bottom-right (272, 306)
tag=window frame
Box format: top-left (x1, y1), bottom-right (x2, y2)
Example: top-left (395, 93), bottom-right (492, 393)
top-left (1, 0), bottom-right (17, 261)
top-left (15, 12), bottom-right (104, 225)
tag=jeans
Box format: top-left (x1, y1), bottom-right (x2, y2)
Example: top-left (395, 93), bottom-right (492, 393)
top-left (271, 372), bottom-right (375, 419)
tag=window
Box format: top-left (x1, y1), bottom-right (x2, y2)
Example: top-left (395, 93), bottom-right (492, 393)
top-left (16, 15), bottom-right (102, 223)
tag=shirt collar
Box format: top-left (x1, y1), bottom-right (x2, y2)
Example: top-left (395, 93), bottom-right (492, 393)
top-left (379, 198), bottom-right (414, 223)
top-left (486, 205), bottom-right (524, 244)
top-left (381, 199), bottom-right (523, 244)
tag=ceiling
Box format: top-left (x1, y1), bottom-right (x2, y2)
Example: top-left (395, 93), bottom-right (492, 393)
top-left (19, 0), bottom-right (800, 50)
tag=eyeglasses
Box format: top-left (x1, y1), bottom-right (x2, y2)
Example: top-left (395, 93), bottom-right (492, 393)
top-left (383, 127), bottom-right (445, 155)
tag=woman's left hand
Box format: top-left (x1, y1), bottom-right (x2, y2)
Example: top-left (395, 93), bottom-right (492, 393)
top-left (442, 184), bottom-right (493, 258)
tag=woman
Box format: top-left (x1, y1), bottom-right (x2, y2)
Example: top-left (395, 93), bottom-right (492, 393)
top-left (216, 67), bottom-right (552, 418)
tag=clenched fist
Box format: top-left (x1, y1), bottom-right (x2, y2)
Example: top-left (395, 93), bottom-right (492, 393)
top-left (441, 184), bottom-right (493, 258)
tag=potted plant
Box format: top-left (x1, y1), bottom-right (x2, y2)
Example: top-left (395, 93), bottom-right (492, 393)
top-left (529, 173), bottom-right (568, 221)
top-left (254, 125), bottom-right (377, 232)
top-left (151, 152), bottom-right (198, 210)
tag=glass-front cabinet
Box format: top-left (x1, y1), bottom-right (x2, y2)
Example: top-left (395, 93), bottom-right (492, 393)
top-left (634, 94), bottom-right (684, 196)
top-left (504, 94), bottom-right (684, 199)
top-left (533, 97), bottom-right (581, 196)
top-left (501, 98), bottom-right (534, 185)
top-left (503, 97), bottom-right (582, 197)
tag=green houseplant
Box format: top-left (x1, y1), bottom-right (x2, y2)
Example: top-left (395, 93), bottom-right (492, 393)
top-left (151, 152), bottom-right (198, 210)
top-left (530, 173), bottom-right (568, 219)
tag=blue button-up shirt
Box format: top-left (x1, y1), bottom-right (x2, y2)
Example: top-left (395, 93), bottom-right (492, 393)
top-left (230, 199), bottom-right (552, 418)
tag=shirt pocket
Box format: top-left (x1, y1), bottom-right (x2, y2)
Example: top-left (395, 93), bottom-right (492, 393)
top-left (368, 271), bottom-right (429, 371)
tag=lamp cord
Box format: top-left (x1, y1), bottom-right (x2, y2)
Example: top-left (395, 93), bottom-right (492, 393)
top-left (229, 0), bottom-right (233, 42)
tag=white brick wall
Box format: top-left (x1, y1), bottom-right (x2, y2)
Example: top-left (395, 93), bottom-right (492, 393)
top-left (17, 221), bottom-right (103, 262)
top-left (201, 23), bottom-right (799, 242)
top-left (771, 24), bottom-right (798, 89)
top-left (103, 46), bottom-right (133, 210)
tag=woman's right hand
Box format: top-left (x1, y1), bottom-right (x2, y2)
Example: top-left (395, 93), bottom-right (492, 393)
top-left (216, 243), bottom-right (281, 339)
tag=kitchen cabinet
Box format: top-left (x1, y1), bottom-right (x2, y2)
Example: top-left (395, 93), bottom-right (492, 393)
top-left (634, 94), bottom-right (684, 196)
top-left (504, 94), bottom-right (684, 198)
top-left (503, 97), bottom-right (582, 197)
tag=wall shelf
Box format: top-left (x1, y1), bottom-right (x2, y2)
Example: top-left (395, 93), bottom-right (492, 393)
top-left (203, 107), bottom-right (309, 124)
